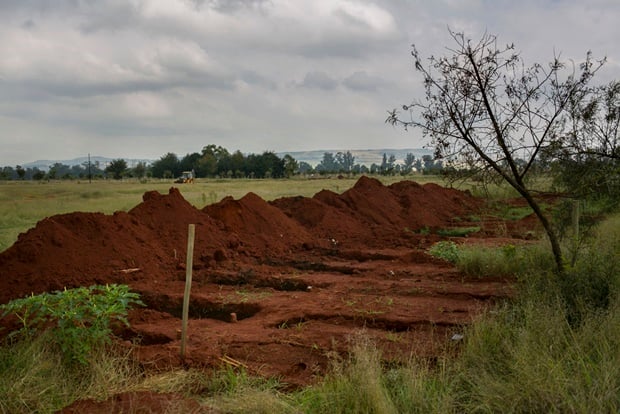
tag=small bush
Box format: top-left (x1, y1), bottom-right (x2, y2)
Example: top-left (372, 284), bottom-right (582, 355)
top-left (428, 241), bottom-right (460, 263)
top-left (0, 284), bottom-right (144, 365)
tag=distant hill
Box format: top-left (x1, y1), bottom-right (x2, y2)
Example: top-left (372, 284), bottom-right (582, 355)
top-left (21, 148), bottom-right (433, 170)
top-left (23, 156), bottom-right (153, 171)
top-left (277, 148), bottom-right (433, 167)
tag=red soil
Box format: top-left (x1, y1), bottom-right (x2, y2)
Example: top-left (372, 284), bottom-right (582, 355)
top-left (1, 177), bottom-right (540, 405)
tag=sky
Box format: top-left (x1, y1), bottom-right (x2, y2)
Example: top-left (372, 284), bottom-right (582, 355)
top-left (1, 0), bottom-right (619, 166)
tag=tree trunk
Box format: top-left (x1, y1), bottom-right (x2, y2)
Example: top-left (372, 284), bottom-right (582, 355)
top-left (520, 191), bottom-right (565, 274)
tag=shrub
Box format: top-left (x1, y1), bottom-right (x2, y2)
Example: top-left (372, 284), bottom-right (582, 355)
top-left (0, 284), bottom-right (144, 365)
top-left (428, 241), bottom-right (460, 263)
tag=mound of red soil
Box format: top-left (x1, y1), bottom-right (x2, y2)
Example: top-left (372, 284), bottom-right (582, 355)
top-left (0, 177), bottom-right (534, 394)
top-left (203, 192), bottom-right (318, 256)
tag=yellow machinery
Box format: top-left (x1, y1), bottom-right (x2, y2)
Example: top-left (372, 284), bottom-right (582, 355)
top-left (174, 171), bottom-right (195, 184)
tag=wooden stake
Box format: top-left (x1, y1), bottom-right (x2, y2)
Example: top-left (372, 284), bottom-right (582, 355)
top-left (180, 224), bottom-right (195, 360)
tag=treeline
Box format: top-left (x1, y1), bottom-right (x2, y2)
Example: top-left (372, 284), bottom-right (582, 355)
top-left (313, 151), bottom-right (442, 175)
top-left (0, 146), bottom-right (442, 181)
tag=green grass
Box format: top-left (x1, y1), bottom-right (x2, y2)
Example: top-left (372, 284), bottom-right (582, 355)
top-left (436, 226), bottom-right (481, 237)
top-left (457, 243), bottom-right (556, 277)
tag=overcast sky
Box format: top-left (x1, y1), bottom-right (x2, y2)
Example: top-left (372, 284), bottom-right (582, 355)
top-left (1, 0), bottom-right (619, 166)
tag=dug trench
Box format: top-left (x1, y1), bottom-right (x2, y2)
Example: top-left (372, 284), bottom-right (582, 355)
top-left (0, 176), bottom-right (539, 388)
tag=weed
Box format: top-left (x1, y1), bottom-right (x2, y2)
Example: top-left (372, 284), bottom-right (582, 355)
top-left (385, 331), bottom-right (404, 343)
top-left (437, 226), bottom-right (481, 237)
top-left (0, 284), bottom-right (144, 365)
top-left (428, 241), bottom-right (459, 263)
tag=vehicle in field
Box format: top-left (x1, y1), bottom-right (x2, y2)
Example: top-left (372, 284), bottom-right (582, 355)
top-left (174, 170), bottom-right (195, 184)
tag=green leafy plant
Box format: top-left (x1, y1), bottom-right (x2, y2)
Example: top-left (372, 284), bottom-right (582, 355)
top-left (0, 284), bottom-right (144, 365)
top-left (437, 226), bottom-right (481, 237)
top-left (428, 241), bottom-right (460, 263)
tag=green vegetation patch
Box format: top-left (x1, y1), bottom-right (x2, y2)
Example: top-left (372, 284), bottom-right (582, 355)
top-left (436, 226), bottom-right (481, 237)
top-left (1, 284), bottom-right (144, 365)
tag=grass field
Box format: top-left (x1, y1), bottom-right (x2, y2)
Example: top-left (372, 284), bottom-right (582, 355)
top-left (0, 174), bottom-right (423, 253)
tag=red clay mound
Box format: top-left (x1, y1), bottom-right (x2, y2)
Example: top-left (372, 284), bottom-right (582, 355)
top-left (0, 211), bottom-right (173, 303)
top-left (271, 195), bottom-right (375, 246)
top-left (128, 187), bottom-right (236, 273)
top-left (389, 181), bottom-right (483, 229)
top-left (291, 176), bottom-right (483, 246)
top-left (203, 192), bottom-right (318, 256)
top-left (0, 188), bottom-right (234, 303)
top-left (0, 179), bottom-right (484, 304)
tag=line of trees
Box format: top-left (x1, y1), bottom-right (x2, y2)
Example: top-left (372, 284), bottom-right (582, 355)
top-left (1, 147), bottom-right (445, 181)
top-left (313, 151), bottom-right (442, 175)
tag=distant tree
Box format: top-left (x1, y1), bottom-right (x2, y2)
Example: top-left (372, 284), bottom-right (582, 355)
top-left (335, 151), bottom-right (355, 172)
top-left (151, 153), bottom-right (180, 179)
top-left (283, 154), bottom-right (299, 177)
top-left (380, 153), bottom-right (396, 175)
top-left (403, 153), bottom-right (416, 174)
top-left (298, 161), bottom-right (313, 174)
top-left (387, 154), bottom-right (397, 175)
top-left (200, 144), bottom-right (230, 177)
top-left (421, 155), bottom-right (434, 173)
top-left (387, 30), bottom-right (604, 273)
top-left (0, 166), bottom-right (14, 180)
top-left (15, 165), bottom-right (25, 180)
top-left (380, 153), bottom-right (388, 175)
top-left (316, 152), bottom-right (337, 173)
top-left (47, 163), bottom-right (71, 180)
top-left (180, 153), bottom-right (201, 176)
top-left (32, 169), bottom-right (45, 181)
top-left (257, 151), bottom-right (285, 178)
top-left (133, 161), bottom-right (147, 179)
top-left (230, 150), bottom-right (246, 177)
top-left (105, 159), bottom-right (128, 180)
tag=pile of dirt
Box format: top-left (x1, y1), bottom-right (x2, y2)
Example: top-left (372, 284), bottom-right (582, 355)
top-left (203, 192), bottom-right (319, 256)
top-left (0, 177), bottom-right (483, 303)
top-left (0, 177), bottom-right (534, 394)
top-left (273, 176), bottom-right (483, 246)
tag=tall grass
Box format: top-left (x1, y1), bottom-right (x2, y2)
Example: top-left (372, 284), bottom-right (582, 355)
top-left (295, 334), bottom-right (399, 414)
top-left (456, 242), bottom-right (556, 277)
top-left (0, 335), bottom-right (144, 413)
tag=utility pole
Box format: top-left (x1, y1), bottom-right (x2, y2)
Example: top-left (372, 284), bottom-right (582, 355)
top-left (88, 153), bottom-right (92, 184)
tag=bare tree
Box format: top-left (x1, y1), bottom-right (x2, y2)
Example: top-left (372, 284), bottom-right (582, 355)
top-left (565, 80), bottom-right (620, 160)
top-left (549, 81), bottom-right (620, 201)
top-left (387, 30), bottom-right (604, 273)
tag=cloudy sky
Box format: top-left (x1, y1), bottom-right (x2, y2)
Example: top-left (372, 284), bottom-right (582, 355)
top-left (1, 0), bottom-right (619, 166)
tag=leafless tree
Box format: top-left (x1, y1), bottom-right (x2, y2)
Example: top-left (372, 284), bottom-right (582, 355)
top-left (387, 30), bottom-right (604, 273)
